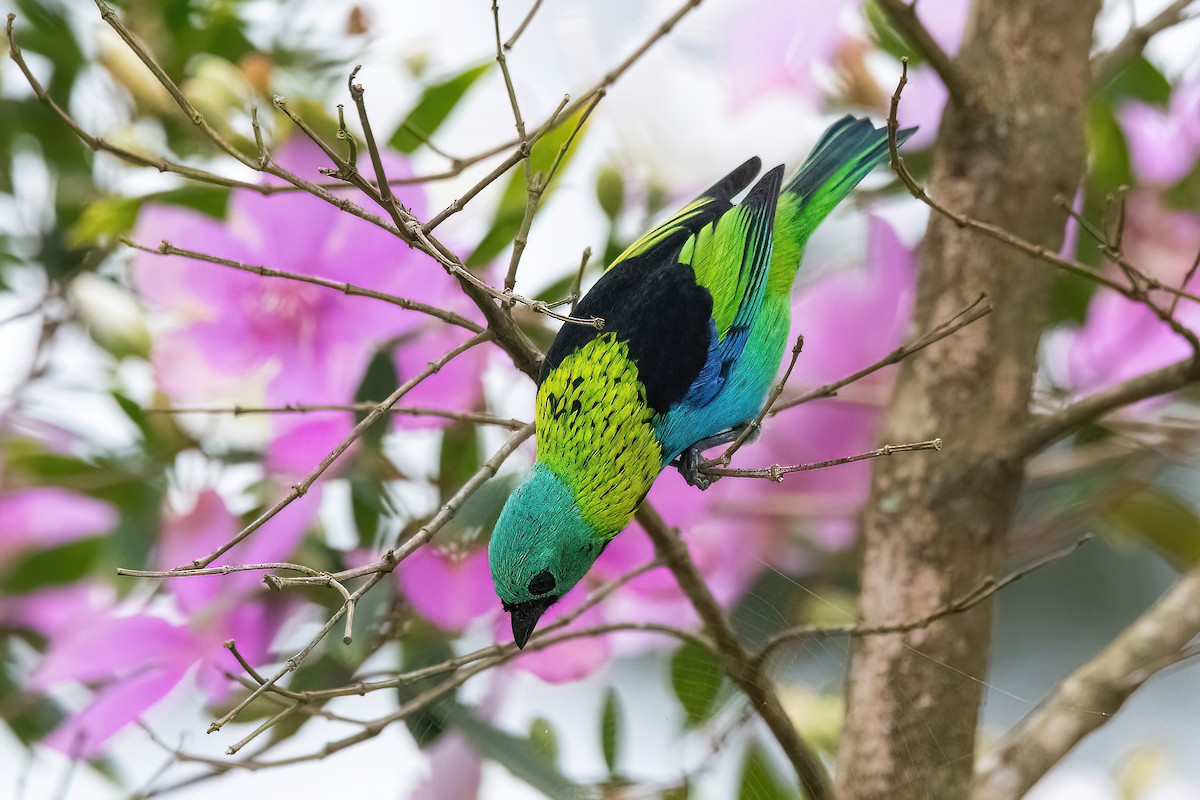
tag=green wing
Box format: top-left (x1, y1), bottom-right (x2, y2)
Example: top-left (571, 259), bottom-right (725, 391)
top-left (606, 159), bottom-right (783, 346)
top-left (608, 157), bottom-right (761, 270)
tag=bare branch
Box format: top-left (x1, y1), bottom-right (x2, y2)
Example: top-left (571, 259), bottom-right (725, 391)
top-left (705, 438), bottom-right (942, 482)
top-left (121, 239), bottom-right (484, 334)
top-left (1001, 355), bottom-right (1200, 463)
top-left (1092, 0), bottom-right (1199, 78)
top-left (171, 333), bottom-right (492, 571)
top-left (886, 60), bottom-right (1200, 354)
top-left (756, 534), bottom-right (1092, 667)
top-left (772, 294), bottom-right (992, 414)
top-left (93, 0), bottom-right (258, 169)
top-left (973, 558), bottom-right (1200, 800)
top-left (141, 403), bottom-right (526, 429)
top-left (634, 504), bottom-right (833, 800)
top-left (504, 0), bottom-right (546, 50)
top-left (503, 92), bottom-right (602, 295)
top-left (876, 0), bottom-right (972, 101)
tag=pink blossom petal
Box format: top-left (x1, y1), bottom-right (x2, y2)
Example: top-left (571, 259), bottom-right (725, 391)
top-left (195, 599), bottom-right (291, 702)
top-left (391, 325), bottom-right (488, 428)
top-left (398, 547), bottom-right (495, 630)
top-left (413, 734), bottom-right (482, 800)
top-left (725, 0), bottom-right (850, 110)
top-left (0, 488), bottom-right (116, 561)
top-left (266, 415), bottom-right (357, 478)
top-left (44, 661), bottom-right (191, 758)
top-left (895, 66), bottom-right (949, 149)
top-left (0, 583), bottom-right (112, 636)
top-left (34, 613), bottom-right (194, 689)
top-left (915, 0), bottom-right (971, 56)
top-left (1120, 100), bottom-right (1200, 186)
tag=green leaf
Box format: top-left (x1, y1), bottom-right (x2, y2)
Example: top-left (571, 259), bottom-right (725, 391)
top-left (0, 641), bottom-right (63, 745)
top-left (1, 537), bottom-right (104, 593)
top-left (453, 709), bottom-right (588, 800)
top-left (528, 716), bottom-right (559, 765)
top-left (438, 419), bottom-right (482, 504)
top-left (68, 196), bottom-right (140, 247)
top-left (738, 743), bottom-right (792, 800)
top-left (436, 472), bottom-right (520, 548)
top-left (600, 687), bottom-right (621, 776)
top-left (671, 640), bottom-right (724, 727)
top-left (1104, 483), bottom-right (1200, 569)
top-left (1096, 56), bottom-right (1172, 106)
top-left (389, 63), bottom-right (491, 153)
top-left (398, 622), bottom-right (459, 747)
top-left (864, 1), bottom-right (926, 66)
top-left (595, 166), bottom-right (625, 220)
top-left (355, 350), bottom-right (399, 448)
top-left (350, 476), bottom-right (385, 547)
top-left (468, 106), bottom-right (593, 267)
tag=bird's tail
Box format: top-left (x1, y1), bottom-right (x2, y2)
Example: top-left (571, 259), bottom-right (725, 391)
top-left (768, 116), bottom-right (916, 291)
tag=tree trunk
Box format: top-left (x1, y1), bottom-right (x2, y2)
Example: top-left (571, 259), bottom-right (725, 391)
top-left (833, 2), bottom-right (1101, 798)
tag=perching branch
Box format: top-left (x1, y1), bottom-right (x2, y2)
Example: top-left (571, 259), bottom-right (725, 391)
top-left (706, 438), bottom-right (942, 482)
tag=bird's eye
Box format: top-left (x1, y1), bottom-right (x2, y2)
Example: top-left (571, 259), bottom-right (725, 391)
top-left (528, 570), bottom-right (556, 596)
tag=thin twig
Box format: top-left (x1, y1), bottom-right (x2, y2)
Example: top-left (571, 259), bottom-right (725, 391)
top-left (715, 334), bottom-right (804, 467)
top-left (755, 534), bottom-right (1092, 667)
top-left (772, 294), bottom-right (991, 414)
top-left (142, 403), bottom-right (526, 429)
top-left (504, 0), bottom-right (546, 49)
top-left (503, 92), bottom-right (601, 296)
top-left (886, 60), bottom-right (1200, 355)
top-left (121, 238), bottom-right (483, 334)
top-left (875, 0), bottom-right (971, 102)
top-left (169, 333), bottom-right (492, 571)
top-left (1092, 0), bottom-right (1199, 77)
top-left (705, 438), bottom-right (942, 482)
top-left (93, 0), bottom-right (258, 168)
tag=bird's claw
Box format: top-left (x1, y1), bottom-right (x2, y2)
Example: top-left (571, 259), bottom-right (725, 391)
top-left (679, 447), bottom-right (718, 491)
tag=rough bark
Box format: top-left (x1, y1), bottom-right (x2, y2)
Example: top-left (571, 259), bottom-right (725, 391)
top-left (833, 2), bottom-right (1101, 798)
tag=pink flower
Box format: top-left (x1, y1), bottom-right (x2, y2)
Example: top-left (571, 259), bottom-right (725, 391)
top-left (413, 734), bottom-right (482, 800)
top-left (132, 139), bottom-right (486, 471)
top-left (1062, 194), bottom-right (1200, 398)
top-left (896, 66), bottom-right (949, 149)
top-left (397, 546), bottom-right (495, 631)
top-left (32, 489), bottom-right (316, 756)
top-left (914, 0), bottom-right (971, 57)
top-left (0, 487), bottom-right (116, 562)
top-left (725, 0), bottom-right (852, 110)
top-left (1119, 74), bottom-right (1200, 186)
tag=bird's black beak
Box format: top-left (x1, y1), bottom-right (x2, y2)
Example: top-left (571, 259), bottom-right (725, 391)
top-left (507, 596), bottom-right (557, 649)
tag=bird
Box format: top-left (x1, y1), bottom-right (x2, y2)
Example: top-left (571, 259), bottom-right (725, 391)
top-left (489, 116), bottom-right (915, 649)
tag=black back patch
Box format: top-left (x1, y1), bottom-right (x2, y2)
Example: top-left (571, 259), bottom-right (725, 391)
top-left (540, 256), bottom-right (714, 415)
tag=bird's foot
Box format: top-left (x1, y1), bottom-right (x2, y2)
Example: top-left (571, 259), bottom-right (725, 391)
top-left (679, 446), bottom-right (719, 490)
top-left (675, 423), bottom-right (760, 490)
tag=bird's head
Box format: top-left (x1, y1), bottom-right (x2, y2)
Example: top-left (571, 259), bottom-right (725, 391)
top-left (489, 464), bottom-right (606, 649)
